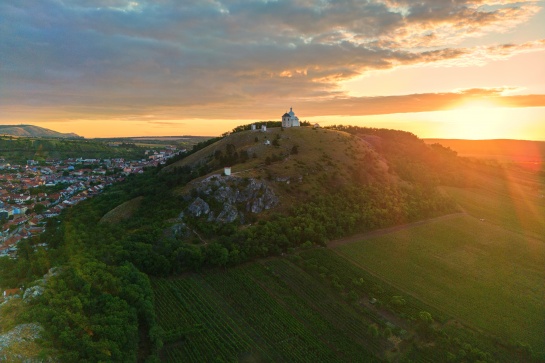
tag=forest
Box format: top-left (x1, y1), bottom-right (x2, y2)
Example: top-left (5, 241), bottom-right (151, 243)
top-left (0, 136), bottom-right (146, 163)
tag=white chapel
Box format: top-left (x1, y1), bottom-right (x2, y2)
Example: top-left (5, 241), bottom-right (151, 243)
top-left (281, 107), bottom-right (300, 128)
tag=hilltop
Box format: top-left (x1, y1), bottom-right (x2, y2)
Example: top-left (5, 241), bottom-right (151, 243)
top-left (164, 126), bottom-right (462, 206)
top-left (0, 124), bottom-right (81, 139)
top-left (165, 126), bottom-right (391, 206)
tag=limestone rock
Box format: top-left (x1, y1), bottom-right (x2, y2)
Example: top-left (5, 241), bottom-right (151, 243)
top-left (0, 323), bottom-right (44, 362)
top-left (187, 197), bottom-right (210, 217)
top-left (23, 286), bottom-right (45, 302)
top-left (216, 204), bottom-right (239, 223)
top-left (184, 174), bottom-right (279, 224)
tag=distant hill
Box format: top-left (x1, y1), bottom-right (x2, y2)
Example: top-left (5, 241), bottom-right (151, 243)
top-left (0, 124), bottom-right (81, 139)
top-left (424, 139), bottom-right (545, 163)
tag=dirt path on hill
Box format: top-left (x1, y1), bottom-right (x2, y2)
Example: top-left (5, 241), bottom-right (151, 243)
top-left (327, 212), bottom-right (466, 248)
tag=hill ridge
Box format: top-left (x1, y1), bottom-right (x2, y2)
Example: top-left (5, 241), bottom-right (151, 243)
top-left (0, 124), bottom-right (81, 139)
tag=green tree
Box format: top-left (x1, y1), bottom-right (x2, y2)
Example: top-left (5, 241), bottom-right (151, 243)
top-left (206, 243), bottom-right (229, 267)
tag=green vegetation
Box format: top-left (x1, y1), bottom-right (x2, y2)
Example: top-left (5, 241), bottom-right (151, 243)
top-left (99, 196), bottom-right (144, 224)
top-left (0, 299), bottom-right (45, 361)
top-left (334, 215), bottom-right (545, 353)
top-left (0, 298), bottom-right (26, 333)
top-left (27, 261), bottom-right (151, 362)
top-left (329, 164), bottom-right (545, 358)
top-left (0, 124), bottom-right (541, 361)
top-left (440, 166), bottom-right (545, 239)
top-left (96, 135), bottom-right (212, 151)
top-left (153, 263), bottom-right (377, 362)
top-left (0, 136), bottom-right (145, 163)
top-left (151, 250), bottom-right (537, 362)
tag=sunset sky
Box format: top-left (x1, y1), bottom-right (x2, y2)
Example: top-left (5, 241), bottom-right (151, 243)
top-left (1, 0), bottom-right (544, 139)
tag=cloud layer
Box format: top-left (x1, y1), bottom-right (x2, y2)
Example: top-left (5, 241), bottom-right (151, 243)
top-left (1, 0), bottom-right (544, 123)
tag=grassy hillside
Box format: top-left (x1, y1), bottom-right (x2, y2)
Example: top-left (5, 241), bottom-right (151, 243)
top-left (0, 124), bottom-right (80, 138)
top-left (441, 166), bottom-right (544, 239)
top-left (166, 126), bottom-right (391, 202)
top-left (99, 196), bottom-right (144, 224)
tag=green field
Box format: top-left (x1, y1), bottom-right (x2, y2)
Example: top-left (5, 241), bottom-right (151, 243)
top-left (334, 213), bottom-right (545, 354)
top-left (443, 185), bottom-right (545, 239)
top-left (441, 165), bottom-right (545, 239)
top-left (152, 249), bottom-right (536, 362)
top-left (333, 166), bottom-right (545, 354)
top-left (153, 261), bottom-right (380, 362)
top-left (0, 136), bottom-right (146, 162)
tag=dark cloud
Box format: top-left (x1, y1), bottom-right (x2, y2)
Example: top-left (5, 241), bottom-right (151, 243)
top-left (0, 0), bottom-right (543, 122)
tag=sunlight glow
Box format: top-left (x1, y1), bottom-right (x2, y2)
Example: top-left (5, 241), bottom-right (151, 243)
top-left (444, 100), bottom-right (514, 139)
top-left (312, 107), bottom-right (545, 141)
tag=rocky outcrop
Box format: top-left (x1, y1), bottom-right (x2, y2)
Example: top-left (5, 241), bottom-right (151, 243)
top-left (187, 197), bottom-right (210, 217)
top-left (21, 267), bottom-right (60, 303)
top-left (166, 221), bottom-right (193, 239)
top-left (0, 323), bottom-right (45, 362)
top-left (23, 286), bottom-right (45, 302)
top-left (216, 203), bottom-right (239, 224)
top-left (184, 174), bottom-right (279, 224)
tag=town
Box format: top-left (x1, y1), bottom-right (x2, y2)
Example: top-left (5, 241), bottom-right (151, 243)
top-left (0, 147), bottom-right (185, 258)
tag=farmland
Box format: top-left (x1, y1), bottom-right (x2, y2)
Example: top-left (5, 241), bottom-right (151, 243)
top-left (333, 166), bottom-right (545, 357)
top-left (152, 249), bottom-right (535, 362)
top-left (153, 261), bottom-right (379, 362)
top-left (334, 215), bottom-right (544, 352)
top-left (441, 167), bottom-right (545, 239)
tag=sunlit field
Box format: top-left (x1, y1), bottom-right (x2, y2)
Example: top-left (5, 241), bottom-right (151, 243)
top-left (334, 168), bottom-right (545, 354)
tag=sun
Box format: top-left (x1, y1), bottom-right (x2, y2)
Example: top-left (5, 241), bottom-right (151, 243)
top-left (455, 99), bottom-right (499, 111)
top-left (442, 99), bottom-right (513, 139)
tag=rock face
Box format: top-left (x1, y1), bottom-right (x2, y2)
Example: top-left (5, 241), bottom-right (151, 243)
top-left (21, 267), bottom-right (60, 303)
top-left (187, 197), bottom-right (210, 217)
top-left (23, 286), bottom-right (45, 302)
top-left (0, 323), bottom-right (44, 362)
top-left (216, 203), bottom-right (239, 224)
top-left (184, 174), bottom-right (279, 224)
top-left (0, 268), bottom-right (58, 362)
top-left (166, 221), bottom-right (193, 239)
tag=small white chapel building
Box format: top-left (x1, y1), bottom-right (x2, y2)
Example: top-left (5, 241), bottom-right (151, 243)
top-left (281, 107), bottom-right (300, 128)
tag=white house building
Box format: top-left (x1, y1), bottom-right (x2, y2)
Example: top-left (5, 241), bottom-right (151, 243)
top-left (282, 107), bottom-right (300, 128)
